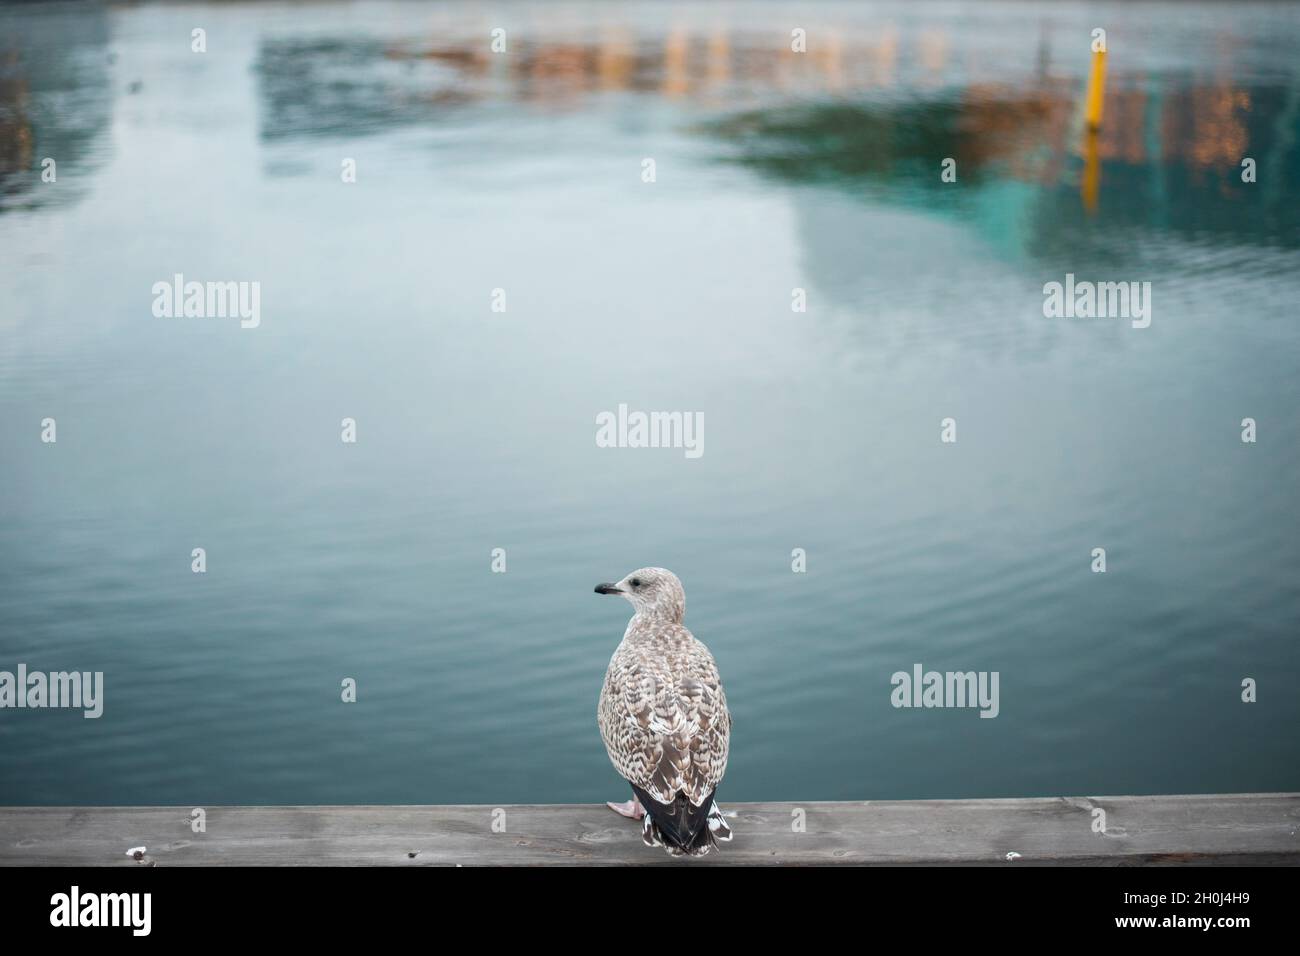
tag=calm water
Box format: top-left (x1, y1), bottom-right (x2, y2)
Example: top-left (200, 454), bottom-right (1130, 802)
top-left (1, 0), bottom-right (1298, 807)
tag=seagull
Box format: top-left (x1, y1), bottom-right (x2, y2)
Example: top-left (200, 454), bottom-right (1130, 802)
top-left (594, 567), bottom-right (733, 856)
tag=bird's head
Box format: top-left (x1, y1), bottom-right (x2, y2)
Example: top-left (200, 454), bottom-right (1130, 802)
top-left (594, 567), bottom-right (685, 624)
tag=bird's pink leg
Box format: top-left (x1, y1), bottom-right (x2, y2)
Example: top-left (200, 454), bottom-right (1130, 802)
top-left (606, 796), bottom-right (645, 819)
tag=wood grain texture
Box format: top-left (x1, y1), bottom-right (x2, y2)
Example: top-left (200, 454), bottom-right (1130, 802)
top-left (1, 794), bottom-right (1296, 866)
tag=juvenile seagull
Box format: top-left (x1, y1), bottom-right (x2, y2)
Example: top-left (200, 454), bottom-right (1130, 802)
top-left (595, 568), bottom-right (732, 856)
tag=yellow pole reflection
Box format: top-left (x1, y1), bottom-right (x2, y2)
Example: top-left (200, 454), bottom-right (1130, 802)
top-left (1081, 128), bottom-right (1101, 214)
top-left (1085, 48), bottom-right (1106, 131)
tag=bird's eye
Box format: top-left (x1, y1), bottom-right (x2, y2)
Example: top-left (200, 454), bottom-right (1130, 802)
top-left (630, 578), bottom-right (642, 588)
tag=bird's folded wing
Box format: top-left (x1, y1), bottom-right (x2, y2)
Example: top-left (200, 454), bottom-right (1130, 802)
top-left (600, 642), bottom-right (730, 807)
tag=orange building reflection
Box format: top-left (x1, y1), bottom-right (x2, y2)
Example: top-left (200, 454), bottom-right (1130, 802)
top-left (381, 24), bottom-right (1258, 191)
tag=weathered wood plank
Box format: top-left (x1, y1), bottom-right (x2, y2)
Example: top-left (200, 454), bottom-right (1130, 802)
top-left (1, 794), bottom-right (1296, 866)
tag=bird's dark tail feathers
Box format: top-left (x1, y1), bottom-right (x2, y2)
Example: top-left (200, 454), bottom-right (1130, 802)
top-left (631, 784), bottom-right (734, 857)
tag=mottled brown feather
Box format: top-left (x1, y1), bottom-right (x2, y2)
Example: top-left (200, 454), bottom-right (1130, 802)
top-left (597, 572), bottom-right (730, 810)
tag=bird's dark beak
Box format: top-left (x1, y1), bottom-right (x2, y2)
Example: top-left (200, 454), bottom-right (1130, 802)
top-left (594, 582), bottom-right (622, 595)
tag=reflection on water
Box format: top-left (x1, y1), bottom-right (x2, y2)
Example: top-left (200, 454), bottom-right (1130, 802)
top-left (0, 4), bottom-right (112, 212)
top-left (710, 83), bottom-right (1296, 243)
top-left (1, 1), bottom-right (1298, 807)
top-left (252, 6), bottom-right (1300, 246)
